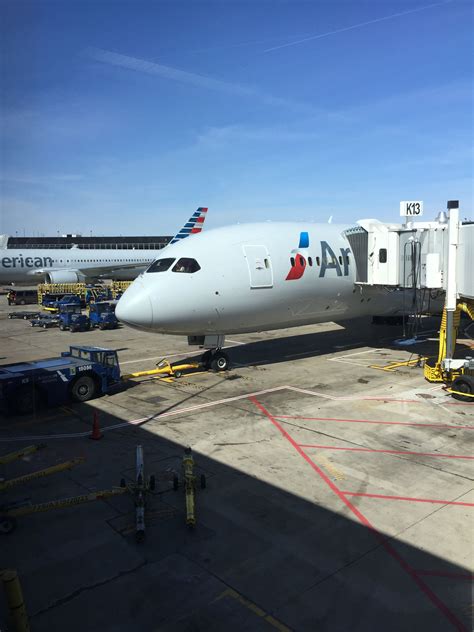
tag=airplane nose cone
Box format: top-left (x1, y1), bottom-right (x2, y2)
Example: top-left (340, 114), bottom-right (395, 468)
top-left (116, 281), bottom-right (154, 330)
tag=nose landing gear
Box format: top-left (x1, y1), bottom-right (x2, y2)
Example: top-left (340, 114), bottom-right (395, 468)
top-left (201, 349), bottom-right (230, 372)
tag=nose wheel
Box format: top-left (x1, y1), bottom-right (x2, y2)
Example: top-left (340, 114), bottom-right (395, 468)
top-left (201, 350), bottom-right (230, 372)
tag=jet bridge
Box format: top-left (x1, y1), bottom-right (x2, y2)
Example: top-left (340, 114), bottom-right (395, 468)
top-left (343, 203), bottom-right (473, 299)
top-left (344, 200), bottom-right (473, 398)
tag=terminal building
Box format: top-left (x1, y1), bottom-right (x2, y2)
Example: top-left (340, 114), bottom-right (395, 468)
top-left (3, 234), bottom-right (172, 250)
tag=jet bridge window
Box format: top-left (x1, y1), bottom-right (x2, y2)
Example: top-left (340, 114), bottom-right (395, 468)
top-left (146, 258), bottom-right (175, 273)
top-left (172, 258), bottom-right (201, 273)
top-left (379, 248), bottom-right (387, 263)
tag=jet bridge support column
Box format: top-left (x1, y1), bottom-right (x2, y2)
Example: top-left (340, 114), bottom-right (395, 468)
top-left (444, 201), bottom-right (459, 370)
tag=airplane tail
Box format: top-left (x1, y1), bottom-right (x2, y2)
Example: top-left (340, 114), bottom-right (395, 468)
top-left (170, 207), bottom-right (208, 245)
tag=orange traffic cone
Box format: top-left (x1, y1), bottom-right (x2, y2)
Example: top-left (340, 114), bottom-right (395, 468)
top-left (90, 411), bottom-right (103, 440)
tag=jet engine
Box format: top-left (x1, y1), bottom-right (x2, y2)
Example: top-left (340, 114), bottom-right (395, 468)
top-left (46, 270), bottom-right (85, 283)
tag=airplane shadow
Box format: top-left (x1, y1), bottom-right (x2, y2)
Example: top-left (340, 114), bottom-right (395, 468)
top-left (181, 316), bottom-right (446, 371)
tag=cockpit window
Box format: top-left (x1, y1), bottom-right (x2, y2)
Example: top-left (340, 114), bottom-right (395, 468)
top-left (146, 258), bottom-right (175, 273)
top-left (172, 258), bottom-right (201, 274)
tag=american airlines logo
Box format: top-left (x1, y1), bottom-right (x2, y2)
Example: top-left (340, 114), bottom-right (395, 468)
top-left (286, 232), bottom-right (351, 280)
top-left (1, 255), bottom-right (54, 269)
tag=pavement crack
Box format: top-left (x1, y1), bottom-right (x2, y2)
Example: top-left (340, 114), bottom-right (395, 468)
top-left (30, 560), bottom-right (147, 619)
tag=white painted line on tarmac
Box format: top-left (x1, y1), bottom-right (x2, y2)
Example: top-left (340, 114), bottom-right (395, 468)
top-left (0, 385), bottom-right (290, 442)
top-left (1, 382), bottom-right (457, 443)
top-left (331, 348), bottom-right (381, 358)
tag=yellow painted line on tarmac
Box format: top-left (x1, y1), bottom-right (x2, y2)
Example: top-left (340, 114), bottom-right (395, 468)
top-left (315, 454), bottom-right (345, 481)
top-left (213, 588), bottom-right (292, 631)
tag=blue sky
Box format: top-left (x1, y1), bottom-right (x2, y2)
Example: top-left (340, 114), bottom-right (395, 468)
top-left (1, 0), bottom-right (472, 236)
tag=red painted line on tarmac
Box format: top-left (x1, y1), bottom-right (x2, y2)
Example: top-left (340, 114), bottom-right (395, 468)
top-left (341, 491), bottom-right (474, 507)
top-left (277, 415), bottom-right (474, 431)
top-left (414, 570), bottom-right (474, 581)
top-left (250, 396), bottom-right (468, 632)
top-left (298, 444), bottom-right (474, 460)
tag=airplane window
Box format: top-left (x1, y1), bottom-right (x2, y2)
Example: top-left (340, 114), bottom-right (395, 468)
top-left (308, 257), bottom-right (313, 266)
top-left (346, 256), bottom-right (350, 265)
top-left (338, 256), bottom-right (343, 265)
top-left (290, 257), bottom-right (295, 267)
top-left (264, 258), bottom-right (270, 269)
top-left (316, 257), bottom-right (320, 266)
top-left (172, 258), bottom-right (201, 273)
top-left (146, 258), bottom-right (175, 273)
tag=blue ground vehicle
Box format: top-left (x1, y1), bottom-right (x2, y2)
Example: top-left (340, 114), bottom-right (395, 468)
top-left (69, 314), bottom-right (91, 333)
top-left (88, 302), bottom-right (118, 330)
top-left (58, 304), bottom-right (90, 332)
top-left (43, 294), bottom-right (83, 311)
top-left (0, 346), bottom-right (121, 415)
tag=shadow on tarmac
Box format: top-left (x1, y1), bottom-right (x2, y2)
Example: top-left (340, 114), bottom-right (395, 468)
top-left (0, 373), bottom-right (472, 632)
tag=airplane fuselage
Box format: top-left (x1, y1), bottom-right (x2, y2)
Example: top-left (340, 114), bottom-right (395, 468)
top-left (116, 222), bottom-right (408, 335)
top-left (0, 247), bottom-right (160, 284)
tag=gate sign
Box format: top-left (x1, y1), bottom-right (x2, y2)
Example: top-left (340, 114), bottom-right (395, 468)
top-left (400, 201), bottom-right (423, 217)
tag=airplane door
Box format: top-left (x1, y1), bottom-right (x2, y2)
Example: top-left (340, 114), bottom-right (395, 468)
top-left (242, 245), bottom-right (273, 289)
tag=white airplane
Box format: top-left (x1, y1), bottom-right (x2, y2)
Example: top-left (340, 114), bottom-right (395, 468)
top-left (115, 221), bottom-right (413, 371)
top-left (0, 208), bottom-right (208, 285)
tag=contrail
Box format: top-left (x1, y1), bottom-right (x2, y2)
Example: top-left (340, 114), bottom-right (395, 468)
top-left (86, 47), bottom-right (256, 97)
top-left (264, 0), bottom-right (453, 52)
top-left (85, 47), bottom-right (319, 115)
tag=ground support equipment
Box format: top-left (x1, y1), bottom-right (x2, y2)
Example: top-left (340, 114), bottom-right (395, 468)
top-left (111, 281), bottom-right (132, 299)
top-left (122, 358), bottom-right (202, 381)
top-left (0, 346), bottom-right (122, 414)
top-left (8, 312), bottom-right (40, 320)
top-left (1, 569), bottom-right (30, 632)
top-left (424, 300), bottom-right (474, 401)
top-left (0, 444), bottom-right (45, 467)
top-left (119, 445), bottom-right (155, 542)
top-left (0, 487), bottom-right (128, 535)
top-left (172, 447), bottom-right (206, 528)
top-left (0, 457), bottom-right (84, 492)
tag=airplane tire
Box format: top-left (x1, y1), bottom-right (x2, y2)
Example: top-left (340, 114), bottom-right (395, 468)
top-left (211, 351), bottom-right (230, 372)
top-left (451, 376), bottom-right (474, 402)
top-left (70, 376), bottom-right (96, 402)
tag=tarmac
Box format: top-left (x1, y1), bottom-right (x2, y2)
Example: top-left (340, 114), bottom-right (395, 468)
top-left (0, 294), bottom-right (473, 631)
